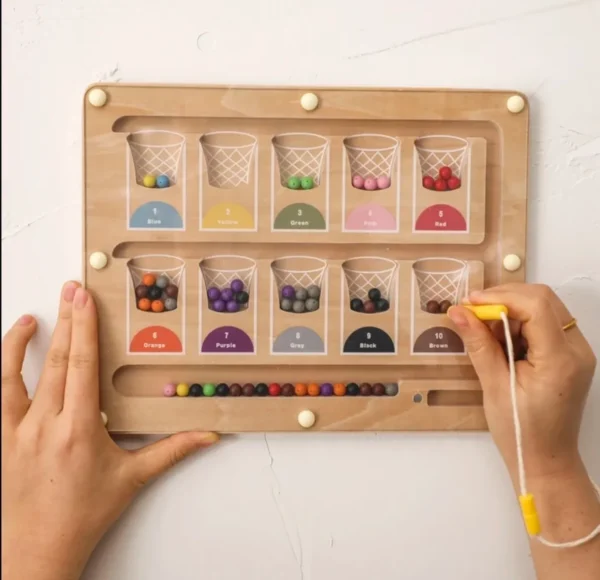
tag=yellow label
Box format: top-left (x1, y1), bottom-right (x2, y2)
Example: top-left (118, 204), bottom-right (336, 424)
top-left (202, 202), bottom-right (254, 230)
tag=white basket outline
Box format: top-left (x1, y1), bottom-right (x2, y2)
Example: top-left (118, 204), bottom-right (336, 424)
top-left (128, 254), bottom-right (186, 289)
top-left (414, 135), bottom-right (469, 179)
top-left (412, 257), bottom-right (469, 310)
top-left (200, 132), bottom-right (257, 189)
top-left (342, 257), bottom-right (398, 301)
top-left (127, 130), bottom-right (186, 185)
top-left (200, 255), bottom-right (257, 292)
top-left (272, 133), bottom-right (329, 186)
top-left (343, 134), bottom-right (399, 179)
top-left (271, 256), bottom-right (328, 291)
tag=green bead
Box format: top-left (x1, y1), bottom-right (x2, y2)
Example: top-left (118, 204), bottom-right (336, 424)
top-left (202, 383), bottom-right (216, 397)
top-left (300, 176), bottom-right (314, 190)
top-left (287, 176), bottom-right (301, 190)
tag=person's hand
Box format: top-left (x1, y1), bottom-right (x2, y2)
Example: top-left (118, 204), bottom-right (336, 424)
top-left (1, 282), bottom-right (219, 580)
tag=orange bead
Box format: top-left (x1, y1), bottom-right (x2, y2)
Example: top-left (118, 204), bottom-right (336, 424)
top-left (333, 383), bottom-right (346, 396)
top-left (142, 273), bottom-right (156, 286)
top-left (308, 383), bottom-right (320, 396)
top-left (151, 300), bottom-right (165, 313)
top-left (295, 383), bottom-right (308, 396)
top-left (138, 298), bottom-right (151, 311)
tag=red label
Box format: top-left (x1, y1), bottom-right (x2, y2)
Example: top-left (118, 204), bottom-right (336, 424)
top-left (415, 204), bottom-right (467, 232)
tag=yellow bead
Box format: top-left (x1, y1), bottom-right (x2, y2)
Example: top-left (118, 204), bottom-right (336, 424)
top-left (176, 383), bottom-right (190, 397)
top-left (463, 304), bottom-right (508, 321)
top-left (143, 174), bottom-right (157, 188)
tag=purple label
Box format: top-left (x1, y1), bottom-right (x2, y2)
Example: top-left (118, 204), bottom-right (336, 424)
top-left (201, 326), bottom-right (254, 353)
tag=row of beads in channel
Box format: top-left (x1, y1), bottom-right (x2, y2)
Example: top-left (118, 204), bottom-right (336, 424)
top-left (164, 382), bottom-right (399, 397)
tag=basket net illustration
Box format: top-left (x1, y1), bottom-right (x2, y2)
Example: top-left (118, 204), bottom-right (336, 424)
top-left (200, 255), bottom-right (257, 311)
top-left (127, 131), bottom-right (185, 185)
top-left (343, 134), bottom-right (399, 179)
top-left (272, 133), bottom-right (329, 187)
top-left (342, 257), bottom-right (397, 301)
top-left (414, 135), bottom-right (469, 179)
top-left (200, 132), bottom-right (257, 189)
top-left (412, 258), bottom-right (468, 311)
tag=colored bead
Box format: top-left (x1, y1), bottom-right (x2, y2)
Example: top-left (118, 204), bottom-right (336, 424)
top-left (203, 383), bottom-right (216, 397)
top-left (143, 174), bottom-right (156, 188)
top-left (368, 288), bottom-right (381, 301)
top-left (439, 166), bottom-right (452, 180)
top-left (439, 300), bottom-right (452, 314)
top-left (226, 300), bottom-right (239, 313)
top-left (255, 383), bottom-right (269, 396)
top-left (372, 383), bottom-right (385, 396)
top-left (216, 383), bottom-right (229, 396)
top-left (422, 176), bottom-right (436, 190)
top-left (287, 176), bottom-right (301, 190)
top-left (307, 383), bottom-right (320, 396)
top-left (281, 285), bottom-right (296, 299)
top-left (176, 383), bottom-right (190, 397)
top-left (385, 383), bottom-right (399, 396)
top-left (268, 383), bottom-right (281, 396)
top-left (242, 383), bottom-right (254, 396)
top-left (282, 383), bottom-right (295, 396)
top-left (320, 383), bottom-right (333, 396)
top-left (352, 175), bottom-right (365, 189)
top-left (333, 383), bottom-right (346, 396)
top-left (280, 298), bottom-right (293, 312)
top-left (151, 300), bottom-right (165, 313)
top-left (235, 291), bottom-right (250, 305)
top-left (138, 298), bottom-right (151, 311)
top-left (207, 287), bottom-right (221, 301)
top-left (292, 300), bottom-right (306, 314)
top-left (376, 298), bottom-right (389, 312)
top-left (364, 177), bottom-right (378, 191)
top-left (164, 298), bottom-right (177, 311)
top-left (363, 300), bottom-right (376, 314)
top-left (426, 300), bottom-right (440, 314)
top-left (295, 383), bottom-right (308, 396)
top-left (135, 285), bottom-right (148, 299)
top-left (212, 299), bottom-right (226, 312)
top-left (360, 383), bottom-right (372, 396)
top-left (221, 288), bottom-right (233, 302)
top-left (156, 275), bottom-right (170, 289)
top-left (447, 177), bottom-right (461, 190)
top-left (189, 383), bottom-right (203, 397)
top-left (346, 383), bottom-right (359, 396)
top-left (147, 286), bottom-right (162, 300)
top-left (295, 288), bottom-right (308, 301)
top-left (230, 279), bottom-right (244, 293)
top-left (230, 383), bottom-right (242, 397)
top-left (350, 298), bottom-right (364, 312)
top-left (300, 176), bottom-right (314, 190)
top-left (307, 285), bottom-right (321, 299)
top-left (305, 298), bottom-right (319, 312)
top-left (163, 383), bottom-right (176, 397)
top-left (434, 179), bottom-right (447, 191)
top-left (156, 175), bottom-right (170, 188)
top-left (165, 284), bottom-right (179, 298)
top-left (143, 273), bottom-right (156, 286)
top-left (376, 175), bottom-right (391, 190)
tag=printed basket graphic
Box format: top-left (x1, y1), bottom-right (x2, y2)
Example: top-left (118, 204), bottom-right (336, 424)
top-left (200, 255), bottom-right (257, 312)
top-left (272, 133), bottom-right (329, 187)
top-left (342, 257), bottom-right (397, 301)
top-left (412, 258), bottom-right (468, 311)
top-left (414, 135), bottom-right (469, 179)
top-left (127, 131), bottom-right (185, 185)
top-left (343, 134), bottom-right (399, 179)
top-left (272, 256), bottom-right (327, 313)
top-left (200, 132), bottom-right (257, 189)
top-left (128, 255), bottom-right (186, 313)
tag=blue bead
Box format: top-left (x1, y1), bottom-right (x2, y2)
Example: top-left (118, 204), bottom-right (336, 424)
top-left (156, 175), bottom-right (170, 188)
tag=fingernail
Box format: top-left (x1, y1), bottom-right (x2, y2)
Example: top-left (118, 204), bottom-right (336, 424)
top-left (447, 306), bottom-right (469, 328)
top-left (74, 288), bottom-right (89, 309)
top-left (63, 282), bottom-right (78, 303)
top-left (18, 314), bottom-right (34, 326)
top-left (469, 290), bottom-right (484, 301)
top-left (195, 432), bottom-right (220, 445)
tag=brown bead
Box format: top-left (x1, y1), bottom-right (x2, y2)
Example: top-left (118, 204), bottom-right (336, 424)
top-left (165, 284), bottom-right (179, 298)
top-left (426, 300), bottom-right (440, 314)
top-left (229, 383), bottom-right (242, 397)
top-left (242, 383), bottom-right (254, 396)
top-left (359, 383), bottom-right (372, 396)
top-left (372, 383), bottom-right (385, 396)
top-left (135, 285), bottom-right (148, 299)
top-left (281, 383), bottom-right (295, 396)
top-left (439, 300), bottom-right (452, 314)
top-left (363, 300), bottom-right (376, 314)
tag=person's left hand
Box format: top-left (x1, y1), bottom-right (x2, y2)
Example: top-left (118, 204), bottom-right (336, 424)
top-left (1, 281), bottom-right (219, 580)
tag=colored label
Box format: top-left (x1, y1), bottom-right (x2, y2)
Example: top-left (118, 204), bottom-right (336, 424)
top-left (413, 326), bottom-right (465, 354)
top-left (343, 326), bottom-right (395, 353)
top-left (130, 201), bottom-right (183, 229)
top-left (201, 326), bottom-right (254, 353)
top-left (129, 326), bottom-right (183, 353)
top-left (274, 203), bottom-right (326, 231)
top-left (272, 326), bottom-right (325, 354)
top-left (202, 202), bottom-right (254, 230)
top-left (415, 204), bottom-right (467, 232)
top-left (345, 203), bottom-right (397, 231)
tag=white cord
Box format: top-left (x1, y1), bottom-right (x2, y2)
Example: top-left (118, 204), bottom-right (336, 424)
top-left (500, 312), bottom-right (600, 548)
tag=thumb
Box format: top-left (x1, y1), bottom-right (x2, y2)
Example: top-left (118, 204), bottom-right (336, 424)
top-left (447, 306), bottom-right (509, 392)
top-left (132, 431), bottom-right (219, 485)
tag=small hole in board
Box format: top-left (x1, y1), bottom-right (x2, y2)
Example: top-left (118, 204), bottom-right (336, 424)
top-left (413, 393), bottom-right (423, 404)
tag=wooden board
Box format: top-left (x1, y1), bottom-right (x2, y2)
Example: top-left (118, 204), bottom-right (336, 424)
top-left (83, 85), bottom-right (528, 434)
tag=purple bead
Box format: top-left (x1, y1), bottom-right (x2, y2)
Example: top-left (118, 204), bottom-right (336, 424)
top-left (320, 383), bottom-right (334, 396)
top-left (207, 287), bottom-right (221, 301)
top-left (281, 285), bottom-right (295, 299)
top-left (221, 288), bottom-right (234, 302)
top-left (230, 279), bottom-right (244, 293)
top-left (212, 299), bottom-right (226, 312)
top-left (226, 300), bottom-right (239, 313)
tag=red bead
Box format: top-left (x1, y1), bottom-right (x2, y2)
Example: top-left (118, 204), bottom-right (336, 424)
top-left (439, 166), bottom-right (453, 180)
top-left (447, 176), bottom-right (461, 190)
top-left (434, 178), bottom-right (448, 191)
top-left (422, 176), bottom-right (435, 190)
top-left (268, 383), bottom-right (281, 396)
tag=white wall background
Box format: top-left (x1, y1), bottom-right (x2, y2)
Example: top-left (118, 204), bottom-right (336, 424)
top-left (2, 1), bottom-right (599, 578)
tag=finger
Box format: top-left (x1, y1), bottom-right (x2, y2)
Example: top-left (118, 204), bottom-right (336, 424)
top-left (131, 432), bottom-right (219, 485)
top-left (447, 306), bottom-right (509, 393)
top-left (33, 281), bottom-right (79, 414)
top-left (467, 284), bottom-right (568, 364)
top-left (1, 315), bottom-right (37, 427)
top-left (63, 288), bottom-right (99, 418)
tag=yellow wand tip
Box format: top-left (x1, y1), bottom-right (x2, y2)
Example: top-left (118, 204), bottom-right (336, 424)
top-left (462, 304), bottom-right (508, 321)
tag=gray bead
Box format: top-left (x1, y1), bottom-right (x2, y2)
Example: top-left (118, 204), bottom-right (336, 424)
top-left (156, 275), bottom-right (170, 289)
top-left (280, 298), bottom-right (293, 312)
top-left (384, 383), bottom-right (399, 396)
top-left (305, 298), bottom-right (319, 312)
top-left (164, 298), bottom-right (178, 311)
top-left (295, 288), bottom-right (308, 301)
top-left (292, 300), bottom-right (306, 313)
top-left (307, 285), bottom-right (321, 299)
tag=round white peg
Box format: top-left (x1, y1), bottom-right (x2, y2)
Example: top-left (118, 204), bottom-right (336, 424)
top-left (300, 93), bottom-right (319, 112)
top-left (506, 95), bottom-right (525, 114)
top-left (298, 410), bottom-right (316, 429)
top-left (88, 88), bottom-right (108, 107)
top-left (503, 254), bottom-right (522, 272)
top-left (89, 251), bottom-right (108, 270)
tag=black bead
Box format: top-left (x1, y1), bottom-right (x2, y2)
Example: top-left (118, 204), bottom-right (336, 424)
top-left (189, 383), bottom-right (203, 397)
top-left (350, 298), bottom-right (364, 312)
top-left (375, 298), bottom-right (390, 312)
top-left (216, 383), bottom-right (230, 396)
top-left (255, 383), bottom-right (269, 396)
top-left (235, 291), bottom-right (250, 305)
top-left (346, 382), bottom-right (360, 396)
top-left (368, 288), bottom-right (381, 302)
top-left (147, 286), bottom-right (162, 300)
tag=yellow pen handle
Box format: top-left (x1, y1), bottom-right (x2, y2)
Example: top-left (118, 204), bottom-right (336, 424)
top-left (462, 304), bottom-right (508, 321)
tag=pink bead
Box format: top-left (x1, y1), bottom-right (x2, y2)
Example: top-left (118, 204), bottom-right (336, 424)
top-left (163, 383), bottom-right (176, 397)
top-left (352, 174), bottom-right (365, 189)
top-left (364, 177), bottom-right (378, 191)
top-left (376, 175), bottom-right (391, 190)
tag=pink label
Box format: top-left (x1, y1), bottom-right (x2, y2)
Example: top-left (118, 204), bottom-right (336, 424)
top-left (345, 203), bottom-right (396, 231)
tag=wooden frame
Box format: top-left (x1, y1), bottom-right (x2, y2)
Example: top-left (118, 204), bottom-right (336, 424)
top-left (83, 85), bottom-right (528, 433)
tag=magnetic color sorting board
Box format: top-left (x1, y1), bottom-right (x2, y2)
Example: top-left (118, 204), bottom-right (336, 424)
top-left (83, 85), bottom-right (528, 434)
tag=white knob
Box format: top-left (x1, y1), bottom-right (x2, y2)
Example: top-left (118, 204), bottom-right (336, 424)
top-left (300, 93), bottom-right (319, 112)
top-left (503, 254), bottom-right (522, 272)
top-left (506, 95), bottom-right (525, 114)
top-left (298, 410), bottom-right (316, 429)
top-left (89, 251), bottom-right (108, 270)
top-left (88, 88), bottom-right (108, 107)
